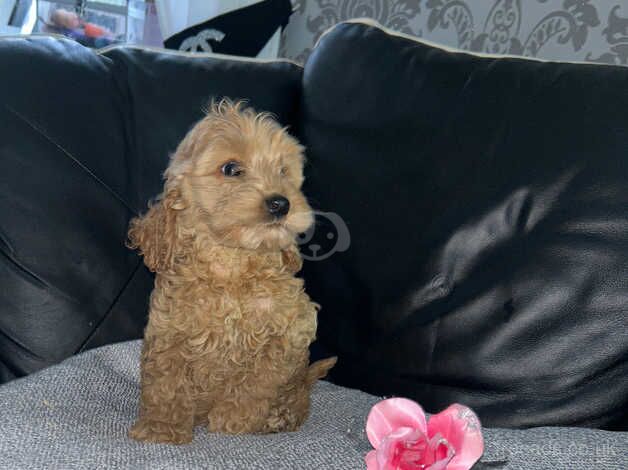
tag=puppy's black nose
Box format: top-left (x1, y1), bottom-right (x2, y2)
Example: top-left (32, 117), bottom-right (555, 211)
top-left (265, 195), bottom-right (290, 218)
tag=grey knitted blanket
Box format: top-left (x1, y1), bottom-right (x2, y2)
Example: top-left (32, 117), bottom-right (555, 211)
top-left (0, 341), bottom-right (625, 469)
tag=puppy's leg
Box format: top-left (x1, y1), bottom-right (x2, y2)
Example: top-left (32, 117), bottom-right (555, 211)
top-left (205, 384), bottom-right (276, 435)
top-left (129, 339), bottom-right (195, 444)
top-left (205, 360), bottom-right (313, 434)
top-left (263, 357), bottom-right (337, 433)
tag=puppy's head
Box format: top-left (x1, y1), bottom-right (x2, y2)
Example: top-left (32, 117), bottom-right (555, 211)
top-left (165, 100), bottom-right (312, 252)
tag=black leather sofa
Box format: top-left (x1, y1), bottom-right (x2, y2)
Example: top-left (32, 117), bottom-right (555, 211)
top-left (1, 20), bottom-right (627, 461)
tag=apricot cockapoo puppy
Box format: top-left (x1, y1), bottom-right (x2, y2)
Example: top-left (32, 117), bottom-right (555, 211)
top-left (127, 100), bottom-right (336, 444)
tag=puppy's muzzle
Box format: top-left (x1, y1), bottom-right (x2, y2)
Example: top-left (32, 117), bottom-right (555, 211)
top-left (265, 195), bottom-right (290, 218)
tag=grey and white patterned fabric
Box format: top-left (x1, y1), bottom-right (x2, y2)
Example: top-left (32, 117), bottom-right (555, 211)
top-left (280, 0), bottom-right (628, 65)
top-left (0, 341), bottom-right (626, 469)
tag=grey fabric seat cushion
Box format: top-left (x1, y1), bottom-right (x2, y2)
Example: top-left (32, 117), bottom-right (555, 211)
top-left (0, 341), bottom-right (625, 470)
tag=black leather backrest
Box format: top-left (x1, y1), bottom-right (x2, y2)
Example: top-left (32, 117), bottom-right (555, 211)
top-left (300, 22), bottom-right (628, 430)
top-left (0, 37), bottom-right (302, 383)
top-left (101, 46), bottom-right (303, 210)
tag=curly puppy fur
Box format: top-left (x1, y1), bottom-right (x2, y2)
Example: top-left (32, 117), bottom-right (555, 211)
top-left (127, 100), bottom-right (336, 444)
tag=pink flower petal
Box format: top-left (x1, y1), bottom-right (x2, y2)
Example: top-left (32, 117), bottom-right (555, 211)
top-left (427, 404), bottom-right (484, 470)
top-left (366, 398), bottom-right (428, 449)
top-left (377, 427), bottom-right (424, 469)
top-left (426, 433), bottom-right (455, 470)
top-left (375, 428), bottom-right (455, 470)
top-left (365, 450), bottom-right (378, 470)
top-left (429, 459), bottom-right (453, 470)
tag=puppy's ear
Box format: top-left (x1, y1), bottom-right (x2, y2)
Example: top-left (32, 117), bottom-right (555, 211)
top-left (281, 244), bottom-right (303, 273)
top-left (127, 188), bottom-right (184, 273)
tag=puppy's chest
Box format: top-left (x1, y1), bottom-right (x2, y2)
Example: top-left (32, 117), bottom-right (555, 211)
top-left (188, 275), bottom-right (312, 338)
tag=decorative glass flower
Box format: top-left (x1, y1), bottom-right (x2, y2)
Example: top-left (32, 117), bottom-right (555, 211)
top-left (365, 398), bottom-right (484, 470)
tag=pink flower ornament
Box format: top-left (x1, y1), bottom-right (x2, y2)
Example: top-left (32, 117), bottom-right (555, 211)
top-left (365, 398), bottom-right (484, 470)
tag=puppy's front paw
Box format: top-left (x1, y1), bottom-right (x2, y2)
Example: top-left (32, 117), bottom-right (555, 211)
top-left (129, 419), bottom-right (193, 444)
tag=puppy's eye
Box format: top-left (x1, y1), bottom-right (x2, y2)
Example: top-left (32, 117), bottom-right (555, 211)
top-left (221, 161), bottom-right (243, 177)
top-left (280, 166), bottom-right (288, 176)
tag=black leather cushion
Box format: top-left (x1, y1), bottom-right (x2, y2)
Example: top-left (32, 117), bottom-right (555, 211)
top-left (300, 22), bottom-right (628, 430)
top-left (0, 37), bottom-right (301, 383)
